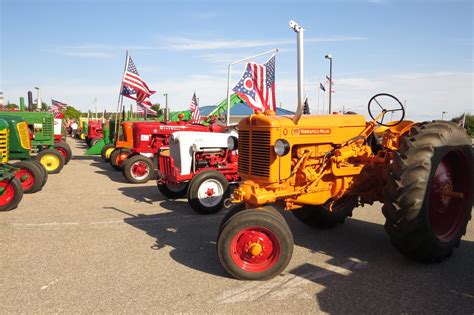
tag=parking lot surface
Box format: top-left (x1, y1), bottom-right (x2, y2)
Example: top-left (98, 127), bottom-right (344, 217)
top-left (1, 138), bottom-right (473, 313)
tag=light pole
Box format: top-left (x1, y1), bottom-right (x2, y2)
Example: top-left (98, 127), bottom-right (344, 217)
top-left (163, 93), bottom-right (169, 122)
top-left (325, 54), bottom-right (333, 114)
top-left (34, 86), bottom-right (41, 111)
top-left (442, 111), bottom-right (447, 120)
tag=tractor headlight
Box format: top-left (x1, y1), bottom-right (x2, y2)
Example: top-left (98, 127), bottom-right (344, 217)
top-left (227, 136), bottom-right (238, 151)
top-left (274, 139), bottom-right (290, 156)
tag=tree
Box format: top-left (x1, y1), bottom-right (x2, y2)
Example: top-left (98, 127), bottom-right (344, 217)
top-left (64, 106), bottom-right (82, 121)
top-left (151, 103), bottom-right (163, 116)
top-left (4, 103), bottom-right (18, 109)
top-left (41, 102), bottom-right (50, 111)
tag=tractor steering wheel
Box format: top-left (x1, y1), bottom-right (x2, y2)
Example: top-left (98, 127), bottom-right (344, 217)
top-left (368, 93), bottom-right (405, 127)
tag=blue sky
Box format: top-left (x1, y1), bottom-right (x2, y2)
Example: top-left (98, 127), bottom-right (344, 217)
top-left (1, 0), bottom-right (472, 121)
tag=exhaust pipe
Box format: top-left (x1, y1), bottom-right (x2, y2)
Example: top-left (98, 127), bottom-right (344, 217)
top-left (289, 20), bottom-right (304, 125)
top-left (27, 91), bottom-right (33, 111)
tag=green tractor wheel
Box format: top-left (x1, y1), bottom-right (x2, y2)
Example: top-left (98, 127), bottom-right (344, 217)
top-left (30, 160), bottom-right (48, 189)
top-left (13, 161), bottom-right (44, 194)
top-left (0, 177), bottom-right (24, 212)
top-left (36, 149), bottom-right (65, 174)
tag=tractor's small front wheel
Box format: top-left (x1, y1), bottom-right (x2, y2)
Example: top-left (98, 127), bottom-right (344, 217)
top-left (30, 160), bottom-right (48, 189)
top-left (101, 144), bottom-right (116, 162)
top-left (123, 155), bottom-right (155, 184)
top-left (13, 161), bottom-right (44, 193)
top-left (0, 177), bottom-right (24, 211)
top-left (54, 140), bottom-right (72, 164)
top-left (109, 148), bottom-right (132, 171)
top-left (217, 207), bottom-right (293, 280)
top-left (187, 170), bottom-right (229, 214)
top-left (157, 182), bottom-right (188, 199)
top-left (35, 148), bottom-right (65, 174)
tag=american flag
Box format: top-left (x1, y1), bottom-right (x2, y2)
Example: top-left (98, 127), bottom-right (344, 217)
top-left (233, 54), bottom-right (276, 112)
top-left (51, 99), bottom-right (67, 118)
top-left (135, 103), bottom-right (157, 116)
top-left (122, 84), bottom-right (153, 107)
top-left (122, 56), bottom-right (155, 106)
top-left (189, 92), bottom-right (200, 123)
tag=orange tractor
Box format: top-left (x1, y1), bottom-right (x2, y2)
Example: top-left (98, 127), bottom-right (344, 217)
top-left (216, 21), bottom-right (473, 280)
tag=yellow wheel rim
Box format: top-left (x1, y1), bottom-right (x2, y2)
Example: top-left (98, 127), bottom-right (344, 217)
top-left (40, 154), bottom-right (60, 171)
top-left (105, 147), bottom-right (115, 159)
top-left (80, 133), bottom-right (86, 140)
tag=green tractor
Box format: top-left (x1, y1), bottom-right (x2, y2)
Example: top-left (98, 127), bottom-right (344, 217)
top-left (0, 118), bottom-right (25, 211)
top-left (0, 111), bottom-right (70, 174)
top-left (0, 115), bottom-right (48, 193)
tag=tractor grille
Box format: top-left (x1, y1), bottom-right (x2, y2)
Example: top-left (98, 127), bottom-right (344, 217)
top-left (17, 122), bottom-right (31, 150)
top-left (0, 130), bottom-right (9, 163)
top-left (42, 116), bottom-right (53, 137)
top-left (238, 130), bottom-right (271, 178)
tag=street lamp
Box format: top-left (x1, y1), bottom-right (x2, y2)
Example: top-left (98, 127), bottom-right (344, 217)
top-left (442, 111), bottom-right (447, 120)
top-left (34, 86), bottom-right (41, 111)
top-left (325, 54), bottom-right (333, 114)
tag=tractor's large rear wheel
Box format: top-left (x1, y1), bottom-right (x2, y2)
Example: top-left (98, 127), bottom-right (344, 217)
top-left (109, 148), bottom-right (132, 171)
top-left (187, 170), bottom-right (230, 215)
top-left (54, 141), bottom-right (72, 164)
top-left (122, 154), bottom-right (155, 183)
top-left (217, 206), bottom-right (293, 280)
top-left (35, 148), bottom-right (65, 174)
top-left (13, 161), bottom-right (44, 193)
top-left (157, 182), bottom-right (188, 199)
top-left (0, 177), bottom-right (24, 211)
top-left (292, 196), bottom-right (358, 229)
top-left (101, 144), bottom-right (116, 162)
top-left (383, 121), bottom-right (473, 262)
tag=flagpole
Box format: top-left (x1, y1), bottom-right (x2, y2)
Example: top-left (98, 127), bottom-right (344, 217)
top-left (115, 50), bottom-right (128, 141)
top-left (317, 83), bottom-right (320, 114)
top-left (226, 48), bottom-right (279, 126)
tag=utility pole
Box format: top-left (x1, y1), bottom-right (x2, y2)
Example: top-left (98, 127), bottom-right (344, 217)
top-left (325, 54), bottom-right (333, 114)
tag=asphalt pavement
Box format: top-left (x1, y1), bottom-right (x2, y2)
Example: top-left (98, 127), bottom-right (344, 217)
top-left (1, 138), bottom-right (473, 313)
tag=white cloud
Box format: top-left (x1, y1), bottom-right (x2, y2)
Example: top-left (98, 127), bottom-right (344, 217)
top-left (164, 36), bottom-right (367, 51)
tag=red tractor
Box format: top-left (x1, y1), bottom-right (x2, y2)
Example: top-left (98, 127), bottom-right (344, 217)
top-left (157, 130), bottom-right (240, 214)
top-left (121, 120), bottom-right (226, 183)
top-left (86, 119), bottom-right (103, 147)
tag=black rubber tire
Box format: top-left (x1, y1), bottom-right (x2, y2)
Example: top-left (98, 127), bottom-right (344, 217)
top-left (101, 143), bottom-right (116, 162)
top-left (122, 155), bottom-right (155, 184)
top-left (157, 182), bottom-right (188, 199)
top-left (30, 160), bottom-right (48, 189)
top-left (187, 170), bottom-right (230, 215)
top-left (218, 203), bottom-right (286, 234)
top-left (382, 121), bottom-right (473, 262)
top-left (0, 177), bottom-right (24, 212)
top-left (35, 148), bottom-right (65, 174)
top-left (217, 207), bottom-right (294, 280)
top-left (109, 148), bottom-right (132, 171)
top-left (13, 161), bottom-right (44, 194)
top-left (86, 137), bottom-right (92, 148)
top-left (54, 141), bottom-right (72, 164)
top-left (292, 196), bottom-right (358, 229)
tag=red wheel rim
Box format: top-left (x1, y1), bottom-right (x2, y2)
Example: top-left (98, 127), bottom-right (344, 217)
top-left (0, 180), bottom-right (15, 206)
top-left (55, 147), bottom-right (67, 160)
top-left (131, 161), bottom-right (150, 179)
top-left (15, 169), bottom-right (35, 190)
top-left (428, 150), bottom-right (470, 242)
top-left (230, 226), bottom-right (280, 273)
